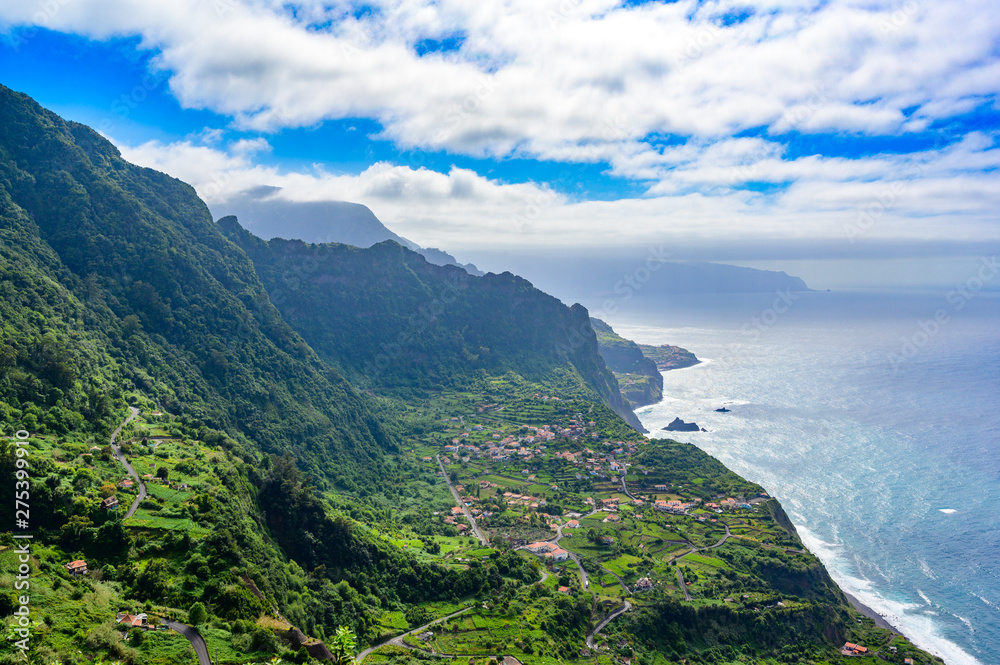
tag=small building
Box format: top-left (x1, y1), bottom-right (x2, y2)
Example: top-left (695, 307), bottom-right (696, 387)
top-left (557, 586), bottom-right (570, 594)
top-left (550, 548), bottom-right (569, 562)
top-left (842, 643), bottom-right (869, 656)
top-left (634, 577), bottom-right (654, 591)
top-left (100, 496), bottom-right (119, 510)
top-left (118, 479), bottom-right (135, 488)
top-left (64, 560), bottom-right (87, 576)
top-left (116, 612), bottom-right (149, 629)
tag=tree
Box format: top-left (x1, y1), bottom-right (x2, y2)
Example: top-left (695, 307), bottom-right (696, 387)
top-left (188, 602), bottom-right (208, 625)
top-left (329, 625), bottom-right (356, 665)
top-left (155, 466), bottom-right (169, 480)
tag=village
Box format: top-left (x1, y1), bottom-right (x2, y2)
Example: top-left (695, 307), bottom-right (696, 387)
top-left (412, 406), bottom-right (783, 604)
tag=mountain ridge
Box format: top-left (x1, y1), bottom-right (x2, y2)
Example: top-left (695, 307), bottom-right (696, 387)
top-left (218, 217), bottom-right (646, 432)
top-left (210, 189), bottom-right (484, 275)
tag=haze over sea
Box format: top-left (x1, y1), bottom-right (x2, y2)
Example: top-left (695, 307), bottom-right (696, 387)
top-left (606, 288), bottom-right (1000, 665)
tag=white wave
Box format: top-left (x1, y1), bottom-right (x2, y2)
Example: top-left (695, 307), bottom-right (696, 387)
top-left (917, 589), bottom-right (933, 606)
top-left (939, 508), bottom-right (958, 514)
top-left (973, 593), bottom-right (1000, 613)
top-left (918, 559), bottom-right (937, 580)
top-left (797, 526), bottom-right (985, 665)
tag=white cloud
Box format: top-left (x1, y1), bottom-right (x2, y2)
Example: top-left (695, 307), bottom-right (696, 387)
top-left (230, 137), bottom-right (271, 154)
top-left (11, 0), bottom-right (997, 255)
top-left (3, 0), bottom-right (998, 159)
top-left (117, 132), bottom-right (1000, 252)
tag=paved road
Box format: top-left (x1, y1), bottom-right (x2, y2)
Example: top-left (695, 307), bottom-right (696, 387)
top-left (601, 567), bottom-right (632, 596)
top-left (676, 568), bottom-right (692, 601)
top-left (552, 521), bottom-right (591, 589)
top-left (165, 620), bottom-right (212, 665)
top-left (665, 520), bottom-right (733, 564)
top-left (699, 522), bottom-right (732, 551)
top-left (110, 407), bottom-right (144, 519)
top-left (436, 455), bottom-right (488, 545)
top-left (585, 601), bottom-right (631, 648)
top-left (355, 607), bottom-right (474, 663)
top-left (619, 475), bottom-right (636, 500)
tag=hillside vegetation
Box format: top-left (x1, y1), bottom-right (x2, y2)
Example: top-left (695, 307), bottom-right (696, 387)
top-left (0, 86), bottom-right (944, 665)
top-left (221, 222), bottom-right (643, 431)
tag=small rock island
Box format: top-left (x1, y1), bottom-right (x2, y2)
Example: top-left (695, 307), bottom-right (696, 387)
top-left (663, 417), bottom-right (704, 432)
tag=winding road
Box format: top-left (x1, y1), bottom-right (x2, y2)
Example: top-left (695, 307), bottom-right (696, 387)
top-left (165, 620), bottom-right (212, 665)
top-left (664, 521), bottom-right (733, 564)
top-left (110, 407), bottom-right (144, 519)
top-left (619, 475), bottom-right (635, 500)
top-left (585, 601), bottom-right (632, 649)
top-left (437, 455), bottom-right (489, 546)
top-left (551, 519), bottom-right (592, 589)
top-left (355, 607), bottom-right (474, 663)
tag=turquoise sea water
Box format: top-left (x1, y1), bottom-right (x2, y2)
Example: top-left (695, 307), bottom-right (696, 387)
top-left (604, 290), bottom-right (1000, 665)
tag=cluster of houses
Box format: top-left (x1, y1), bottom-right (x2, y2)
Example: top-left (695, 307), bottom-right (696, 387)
top-left (705, 497), bottom-right (755, 511)
top-left (438, 418), bottom-right (647, 478)
top-left (653, 499), bottom-right (698, 514)
top-left (499, 491), bottom-right (546, 509)
top-left (525, 541), bottom-right (570, 561)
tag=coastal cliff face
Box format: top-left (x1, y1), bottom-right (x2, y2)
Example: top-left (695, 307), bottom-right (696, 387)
top-left (591, 318), bottom-right (665, 409)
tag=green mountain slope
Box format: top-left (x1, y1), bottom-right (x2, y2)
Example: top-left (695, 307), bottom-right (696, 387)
top-left (0, 83), bottom-right (395, 490)
top-left (0, 85), bottom-right (536, 661)
top-left (0, 87), bottom-right (946, 665)
top-left (219, 221), bottom-right (644, 431)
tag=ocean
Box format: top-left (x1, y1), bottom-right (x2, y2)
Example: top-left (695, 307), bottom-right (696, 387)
top-left (602, 289), bottom-right (1000, 665)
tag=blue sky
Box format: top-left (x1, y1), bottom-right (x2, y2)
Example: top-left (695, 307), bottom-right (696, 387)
top-left (1, 0), bottom-right (998, 280)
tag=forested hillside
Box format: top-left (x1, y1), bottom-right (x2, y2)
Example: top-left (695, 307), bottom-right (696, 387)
top-left (220, 221), bottom-right (644, 431)
top-left (0, 84), bottom-right (395, 491)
